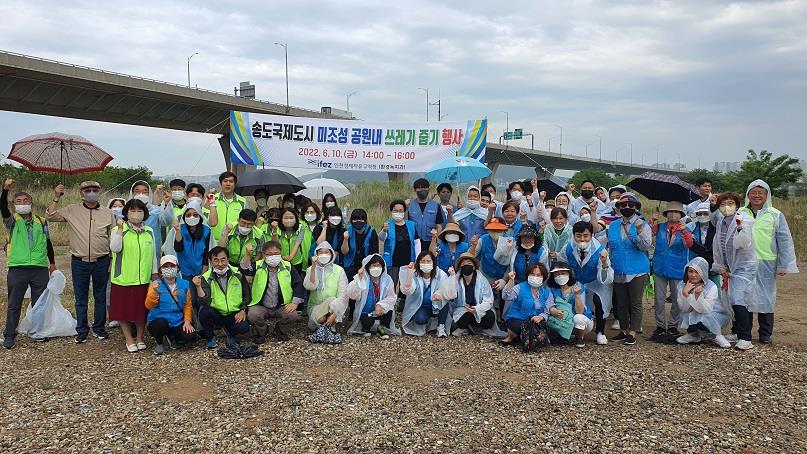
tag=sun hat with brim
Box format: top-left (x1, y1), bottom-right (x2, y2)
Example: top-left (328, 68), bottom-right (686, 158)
top-left (518, 225), bottom-right (539, 238)
top-left (80, 181), bottom-right (101, 190)
top-left (695, 202), bottom-right (710, 214)
top-left (455, 253), bottom-right (480, 270)
top-left (160, 255), bottom-right (178, 266)
top-left (616, 192), bottom-right (642, 210)
top-left (662, 201), bottom-right (686, 217)
top-left (484, 218), bottom-right (507, 231)
top-left (438, 222), bottom-right (466, 242)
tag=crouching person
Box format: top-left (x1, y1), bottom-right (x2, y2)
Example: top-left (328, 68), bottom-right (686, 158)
top-left (443, 254), bottom-right (505, 337)
top-left (197, 246), bottom-right (250, 349)
top-left (346, 254), bottom-right (400, 338)
top-left (144, 255), bottom-right (197, 355)
top-left (304, 242), bottom-right (348, 331)
top-left (676, 257), bottom-right (732, 348)
top-left (244, 241), bottom-right (304, 343)
top-left (400, 251), bottom-right (454, 337)
top-left (500, 264), bottom-right (553, 346)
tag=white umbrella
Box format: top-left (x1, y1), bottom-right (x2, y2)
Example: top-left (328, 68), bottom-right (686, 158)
top-left (298, 178), bottom-right (351, 199)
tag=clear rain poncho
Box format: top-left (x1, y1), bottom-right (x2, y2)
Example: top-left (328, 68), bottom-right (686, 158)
top-left (677, 256), bottom-right (731, 335)
top-left (711, 207), bottom-right (757, 309)
top-left (303, 242), bottom-right (348, 330)
top-left (345, 253), bottom-right (400, 335)
top-left (400, 266), bottom-right (453, 336)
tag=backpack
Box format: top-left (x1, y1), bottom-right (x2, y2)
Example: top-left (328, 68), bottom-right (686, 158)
top-left (520, 319), bottom-right (549, 352)
top-left (308, 325), bottom-right (343, 345)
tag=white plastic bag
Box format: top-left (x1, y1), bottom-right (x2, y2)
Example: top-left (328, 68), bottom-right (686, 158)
top-left (18, 271), bottom-right (77, 339)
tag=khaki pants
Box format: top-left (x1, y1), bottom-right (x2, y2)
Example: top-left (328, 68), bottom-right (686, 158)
top-left (247, 305), bottom-right (300, 337)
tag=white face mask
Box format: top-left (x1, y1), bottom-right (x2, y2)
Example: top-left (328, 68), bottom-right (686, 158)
top-left (577, 240), bottom-right (591, 250)
top-left (554, 274), bottom-right (570, 286)
top-left (527, 275), bottom-right (543, 288)
top-left (697, 214), bottom-right (710, 224)
top-left (557, 204), bottom-right (568, 211)
top-left (510, 191), bottom-right (523, 200)
top-left (328, 216), bottom-right (342, 226)
top-left (238, 226), bottom-right (252, 235)
top-left (444, 233), bottom-right (460, 243)
top-left (171, 191), bottom-right (185, 201)
top-left (282, 219), bottom-right (296, 228)
top-left (419, 263), bottom-right (433, 274)
top-left (128, 212), bottom-right (144, 223)
top-left (266, 255), bottom-right (282, 267)
top-left (213, 267), bottom-right (229, 275)
top-left (133, 194), bottom-right (150, 204)
top-left (521, 242), bottom-right (534, 250)
top-left (160, 267), bottom-right (178, 279)
top-left (255, 198), bottom-right (267, 207)
top-left (184, 215), bottom-right (200, 226)
top-left (188, 196), bottom-right (203, 205)
top-left (489, 232), bottom-right (502, 241)
top-left (112, 207), bottom-right (123, 216)
top-left (391, 212), bottom-right (405, 222)
top-left (14, 204), bottom-right (32, 215)
top-left (304, 213), bottom-right (317, 222)
top-left (317, 253), bottom-right (331, 265)
top-left (368, 266), bottom-right (383, 277)
top-left (465, 199), bottom-right (480, 209)
top-left (581, 214), bottom-right (591, 223)
top-left (325, 201), bottom-right (336, 208)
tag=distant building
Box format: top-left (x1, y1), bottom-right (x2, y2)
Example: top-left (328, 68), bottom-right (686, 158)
top-left (713, 161), bottom-right (741, 173)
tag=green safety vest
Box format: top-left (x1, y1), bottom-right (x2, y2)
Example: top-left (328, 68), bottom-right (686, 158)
top-left (739, 206), bottom-right (780, 261)
top-left (111, 224), bottom-right (155, 286)
top-left (210, 194), bottom-right (247, 241)
top-left (276, 226), bottom-right (304, 266)
top-left (249, 259), bottom-right (294, 306)
top-left (309, 264), bottom-right (343, 305)
top-left (6, 214), bottom-right (49, 268)
top-left (202, 266), bottom-right (245, 315)
top-left (226, 227), bottom-right (265, 265)
top-left (299, 224), bottom-right (314, 268)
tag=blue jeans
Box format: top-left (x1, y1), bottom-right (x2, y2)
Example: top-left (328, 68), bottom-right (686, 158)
top-left (71, 255), bottom-right (110, 335)
top-left (415, 304), bottom-right (449, 326)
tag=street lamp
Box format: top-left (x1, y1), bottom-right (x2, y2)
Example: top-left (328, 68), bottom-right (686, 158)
top-left (555, 124), bottom-right (563, 156)
top-left (346, 91), bottom-right (357, 113)
top-left (501, 111), bottom-right (509, 138)
top-left (187, 52), bottom-right (199, 88)
top-left (585, 144), bottom-right (591, 158)
top-left (417, 88), bottom-right (429, 121)
top-left (595, 135), bottom-right (602, 161)
top-left (626, 142), bottom-right (633, 165)
top-left (274, 42), bottom-right (289, 112)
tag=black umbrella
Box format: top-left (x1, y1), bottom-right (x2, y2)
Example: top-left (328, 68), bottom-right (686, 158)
top-left (533, 167), bottom-right (566, 200)
top-left (235, 169), bottom-right (305, 196)
top-left (626, 171), bottom-right (699, 203)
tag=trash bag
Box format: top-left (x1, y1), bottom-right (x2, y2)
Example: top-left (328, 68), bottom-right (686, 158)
top-left (18, 271), bottom-right (77, 340)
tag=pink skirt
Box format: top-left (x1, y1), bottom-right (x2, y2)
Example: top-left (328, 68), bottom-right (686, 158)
top-left (109, 284), bottom-right (148, 323)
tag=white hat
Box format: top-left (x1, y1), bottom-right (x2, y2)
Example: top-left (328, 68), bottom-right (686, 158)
top-left (695, 202), bottom-right (710, 214)
top-left (159, 255), bottom-right (178, 266)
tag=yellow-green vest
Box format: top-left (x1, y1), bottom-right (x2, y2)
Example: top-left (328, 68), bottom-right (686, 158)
top-left (111, 224), bottom-right (155, 286)
top-left (249, 259), bottom-right (294, 306)
top-left (226, 226), bottom-right (265, 265)
top-left (210, 194), bottom-right (247, 241)
top-left (309, 264), bottom-right (343, 305)
top-left (202, 266), bottom-right (245, 315)
top-left (739, 206), bottom-right (780, 261)
top-left (6, 214), bottom-right (49, 268)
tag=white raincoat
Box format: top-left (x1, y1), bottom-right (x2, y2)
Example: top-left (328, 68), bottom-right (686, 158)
top-left (711, 209), bottom-right (757, 309)
top-left (399, 266), bottom-right (453, 336)
top-left (345, 254), bottom-right (400, 335)
top-left (452, 186), bottom-right (489, 222)
top-left (303, 242), bottom-right (348, 330)
top-left (738, 179), bottom-right (799, 313)
top-left (677, 256), bottom-right (731, 335)
top-left (442, 270), bottom-right (507, 337)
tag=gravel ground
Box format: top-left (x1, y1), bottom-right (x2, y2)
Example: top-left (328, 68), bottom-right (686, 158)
top-left (1, 322), bottom-right (806, 453)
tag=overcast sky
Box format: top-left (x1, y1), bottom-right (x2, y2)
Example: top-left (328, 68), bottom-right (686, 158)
top-left (1, 0), bottom-right (805, 176)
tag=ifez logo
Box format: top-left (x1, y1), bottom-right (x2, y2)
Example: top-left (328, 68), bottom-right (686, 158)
top-left (307, 159), bottom-right (333, 168)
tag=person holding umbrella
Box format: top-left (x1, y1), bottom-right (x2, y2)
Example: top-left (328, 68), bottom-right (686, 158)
top-left (47, 181), bottom-right (116, 343)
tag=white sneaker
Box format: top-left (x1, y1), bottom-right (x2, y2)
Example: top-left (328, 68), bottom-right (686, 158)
top-left (452, 328), bottom-right (469, 337)
top-left (714, 335), bottom-right (731, 348)
top-left (735, 339), bottom-right (754, 351)
top-left (676, 333), bottom-right (702, 344)
top-left (126, 344), bottom-right (138, 353)
top-left (107, 320), bottom-right (119, 328)
top-left (436, 325), bottom-right (447, 338)
top-left (596, 333), bottom-right (608, 345)
top-left (611, 320), bottom-right (620, 330)
top-left (724, 334), bottom-right (738, 343)
top-left (575, 337), bottom-right (585, 348)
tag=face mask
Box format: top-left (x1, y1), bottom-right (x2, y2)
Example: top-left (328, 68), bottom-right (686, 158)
top-left (352, 221), bottom-right (366, 230)
top-left (445, 233), bottom-right (460, 243)
top-left (419, 263), bottom-right (433, 274)
top-left (460, 264), bottom-right (475, 276)
top-left (255, 198), bottom-right (267, 207)
top-left (489, 192), bottom-right (496, 200)
top-left (266, 255), bottom-right (282, 267)
top-left (304, 213), bottom-right (317, 223)
top-left (527, 275), bottom-right (543, 288)
top-left (328, 216), bottom-right (342, 226)
top-left (415, 189), bottom-right (429, 199)
top-left (489, 232), bottom-right (502, 241)
top-left (439, 193), bottom-right (451, 203)
top-left (510, 191), bottom-right (522, 200)
top-left (213, 267), bottom-right (229, 275)
top-left (238, 226), bottom-right (252, 235)
top-left (128, 212), bottom-right (144, 223)
top-left (188, 196), bottom-right (203, 205)
top-left (184, 215), bottom-right (200, 226)
top-left (325, 201), bottom-right (336, 208)
top-left (391, 212), bottom-right (405, 222)
top-left (581, 190), bottom-right (594, 199)
top-left (620, 208), bottom-right (636, 218)
top-left (172, 191), bottom-right (185, 201)
top-left (556, 204), bottom-right (568, 211)
top-left (465, 199), bottom-right (480, 210)
top-left (283, 219), bottom-right (296, 228)
top-left (581, 214), bottom-right (591, 223)
top-left (317, 253), bottom-right (331, 265)
top-left (112, 207), bottom-right (123, 216)
top-left (521, 242), bottom-right (534, 250)
top-left (133, 194), bottom-right (150, 204)
top-left (697, 214), bottom-right (710, 224)
top-left (577, 240), bottom-right (591, 250)
top-left (554, 274), bottom-right (570, 286)
top-left (82, 191), bottom-right (100, 203)
top-left (719, 205), bottom-right (736, 217)
top-left (161, 267), bottom-right (178, 279)
top-left (286, 202), bottom-right (295, 209)
top-left (368, 266), bottom-right (383, 277)
top-left (14, 204), bottom-right (32, 215)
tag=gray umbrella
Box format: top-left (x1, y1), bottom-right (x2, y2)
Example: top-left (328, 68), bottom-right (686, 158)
top-left (235, 169), bottom-right (306, 196)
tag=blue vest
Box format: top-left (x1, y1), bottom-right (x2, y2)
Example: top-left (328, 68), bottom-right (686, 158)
top-left (362, 280), bottom-right (379, 315)
top-left (177, 224), bottom-right (210, 277)
top-left (513, 247), bottom-right (545, 282)
top-left (458, 215), bottom-right (486, 241)
top-left (507, 219), bottom-right (524, 238)
top-left (479, 234), bottom-right (508, 279)
top-left (382, 220), bottom-right (416, 268)
top-left (607, 221), bottom-right (650, 275)
top-left (652, 223), bottom-right (691, 280)
top-left (436, 240), bottom-right (469, 272)
top-left (565, 242), bottom-right (603, 284)
top-left (505, 282), bottom-right (549, 321)
top-left (550, 285), bottom-right (592, 318)
top-left (343, 225), bottom-right (376, 269)
top-left (408, 199), bottom-right (441, 242)
top-left (147, 279), bottom-right (190, 327)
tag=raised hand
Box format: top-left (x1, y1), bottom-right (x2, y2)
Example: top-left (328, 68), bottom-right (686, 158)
top-left (471, 235), bottom-right (479, 247)
top-left (246, 244), bottom-right (254, 255)
top-left (600, 250), bottom-right (608, 265)
top-left (3, 178), bottom-right (13, 190)
top-left (116, 219), bottom-right (124, 230)
top-left (192, 275), bottom-right (202, 287)
top-left (573, 284), bottom-right (581, 295)
top-left (508, 271), bottom-right (516, 281)
top-left (54, 184), bottom-right (65, 198)
top-left (356, 267), bottom-right (365, 279)
top-left (172, 220), bottom-right (181, 234)
top-left (382, 222), bottom-right (389, 231)
top-left (430, 228), bottom-right (438, 237)
top-left (150, 281), bottom-right (160, 290)
top-left (520, 209), bottom-right (527, 221)
top-left (539, 190), bottom-right (546, 201)
top-left (407, 262), bottom-right (415, 272)
top-left (343, 230), bottom-right (350, 240)
top-left (448, 266), bottom-right (455, 275)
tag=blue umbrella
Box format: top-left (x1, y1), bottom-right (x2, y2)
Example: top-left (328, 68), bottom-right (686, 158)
top-left (425, 156), bottom-right (492, 183)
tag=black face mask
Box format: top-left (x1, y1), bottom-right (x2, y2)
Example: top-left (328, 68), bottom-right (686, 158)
top-left (620, 208), bottom-right (636, 218)
top-left (581, 190), bottom-right (594, 199)
top-left (460, 264), bottom-right (475, 276)
top-left (352, 221), bottom-right (366, 231)
top-left (415, 189), bottom-right (429, 199)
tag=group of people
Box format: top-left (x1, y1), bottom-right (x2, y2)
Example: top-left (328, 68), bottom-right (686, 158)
top-left (1, 171), bottom-right (798, 354)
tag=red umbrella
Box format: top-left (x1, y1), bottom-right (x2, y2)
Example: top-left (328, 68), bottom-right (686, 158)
top-left (8, 132), bottom-right (113, 175)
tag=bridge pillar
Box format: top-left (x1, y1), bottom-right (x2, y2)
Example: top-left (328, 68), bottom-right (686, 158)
top-left (388, 172), bottom-right (408, 186)
top-left (481, 161), bottom-right (500, 185)
top-left (219, 134), bottom-right (251, 177)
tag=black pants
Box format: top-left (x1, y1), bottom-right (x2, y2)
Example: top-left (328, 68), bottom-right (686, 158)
top-left (732, 305), bottom-right (753, 342)
top-left (360, 311), bottom-right (392, 332)
top-left (593, 293), bottom-right (605, 335)
top-left (198, 307), bottom-right (250, 340)
top-left (5, 267), bottom-right (49, 339)
top-left (456, 310), bottom-right (495, 330)
top-left (505, 317), bottom-right (527, 335)
top-left (147, 317), bottom-right (198, 345)
top-left (731, 310), bottom-right (774, 340)
top-left (757, 313), bottom-right (774, 339)
top-left (687, 322), bottom-right (708, 334)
